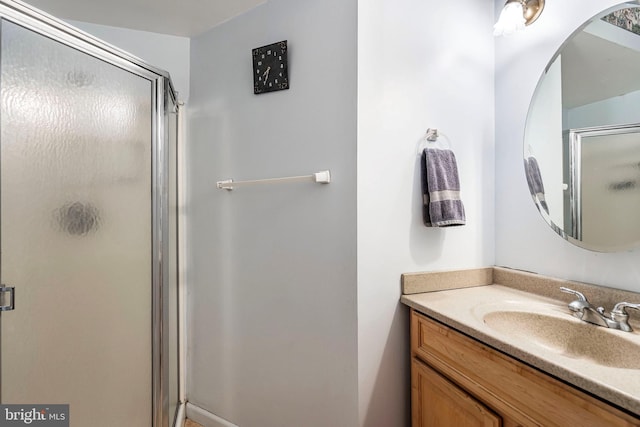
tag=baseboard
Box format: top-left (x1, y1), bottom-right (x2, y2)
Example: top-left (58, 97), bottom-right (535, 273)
top-left (185, 402), bottom-right (239, 427)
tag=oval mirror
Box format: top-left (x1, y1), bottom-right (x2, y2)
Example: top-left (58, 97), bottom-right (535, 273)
top-left (525, 2), bottom-right (640, 252)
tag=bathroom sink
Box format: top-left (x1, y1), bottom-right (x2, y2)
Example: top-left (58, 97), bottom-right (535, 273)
top-left (476, 304), bottom-right (640, 369)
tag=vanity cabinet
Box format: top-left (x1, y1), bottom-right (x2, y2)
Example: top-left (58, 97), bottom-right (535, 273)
top-left (410, 309), bottom-right (640, 427)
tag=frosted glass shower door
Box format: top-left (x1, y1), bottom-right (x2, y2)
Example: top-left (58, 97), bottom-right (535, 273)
top-left (0, 20), bottom-right (153, 426)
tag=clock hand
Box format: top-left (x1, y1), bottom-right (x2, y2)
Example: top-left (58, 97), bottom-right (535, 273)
top-left (262, 66), bottom-right (271, 85)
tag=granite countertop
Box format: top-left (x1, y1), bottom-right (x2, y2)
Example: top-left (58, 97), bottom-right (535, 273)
top-left (400, 267), bottom-right (640, 417)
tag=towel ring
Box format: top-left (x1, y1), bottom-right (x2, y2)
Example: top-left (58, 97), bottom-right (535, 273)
top-left (417, 128), bottom-right (452, 154)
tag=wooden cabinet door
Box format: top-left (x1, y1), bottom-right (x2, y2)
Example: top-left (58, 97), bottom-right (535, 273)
top-left (412, 358), bottom-right (501, 427)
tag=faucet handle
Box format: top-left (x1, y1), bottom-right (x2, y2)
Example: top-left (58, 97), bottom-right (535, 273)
top-left (612, 302), bottom-right (640, 315)
top-left (611, 302), bottom-right (640, 332)
top-left (560, 287), bottom-right (589, 302)
top-left (560, 287), bottom-right (593, 316)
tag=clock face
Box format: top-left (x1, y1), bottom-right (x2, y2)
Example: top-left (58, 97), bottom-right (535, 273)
top-left (252, 40), bottom-right (289, 94)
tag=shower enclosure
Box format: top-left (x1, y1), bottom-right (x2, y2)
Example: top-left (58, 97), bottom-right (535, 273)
top-left (0, 1), bottom-right (181, 426)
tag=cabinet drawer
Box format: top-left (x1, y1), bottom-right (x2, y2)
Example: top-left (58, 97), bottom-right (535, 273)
top-left (411, 309), bottom-right (640, 427)
top-left (412, 357), bottom-right (502, 427)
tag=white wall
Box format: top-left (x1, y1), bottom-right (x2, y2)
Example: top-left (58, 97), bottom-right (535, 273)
top-left (357, 1), bottom-right (495, 425)
top-left (495, 0), bottom-right (640, 291)
top-left (186, 1), bottom-right (358, 426)
top-left (68, 20), bottom-right (190, 101)
top-left (568, 89), bottom-right (640, 128)
top-left (567, 18), bottom-right (640, 128)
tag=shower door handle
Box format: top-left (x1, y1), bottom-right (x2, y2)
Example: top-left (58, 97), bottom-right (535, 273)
top-left (0, 285), bottom-right (15, 311)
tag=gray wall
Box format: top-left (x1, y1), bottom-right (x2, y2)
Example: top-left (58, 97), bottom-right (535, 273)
top-left (186, 0), bottom-right (358, 426)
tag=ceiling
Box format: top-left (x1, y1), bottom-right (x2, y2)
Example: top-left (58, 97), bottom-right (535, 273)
top-left (24, 0), bottom-right (266, 37)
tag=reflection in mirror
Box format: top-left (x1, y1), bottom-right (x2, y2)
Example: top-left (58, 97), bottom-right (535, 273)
top-left (525, 2), bottom-right (640, 252)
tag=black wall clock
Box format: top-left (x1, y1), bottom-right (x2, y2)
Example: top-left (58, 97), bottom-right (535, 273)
top-left (252, 40), bottom-right (289, 94)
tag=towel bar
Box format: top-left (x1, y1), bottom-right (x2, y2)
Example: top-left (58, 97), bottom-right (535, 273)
top-left (216, 170), bottom-right (331, 191)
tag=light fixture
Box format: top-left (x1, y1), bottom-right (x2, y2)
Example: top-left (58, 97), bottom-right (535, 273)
top-left (494, 0), bottom-right (545, 36)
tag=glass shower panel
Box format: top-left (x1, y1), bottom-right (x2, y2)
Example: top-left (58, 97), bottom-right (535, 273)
top-left (0, 20), bottom-right (152, 427)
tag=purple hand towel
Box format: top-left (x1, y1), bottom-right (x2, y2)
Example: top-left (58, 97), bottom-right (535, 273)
top-left (524, 156), bottom-right (549, 214)
top-left (421, 148), bottom-right (466, 227)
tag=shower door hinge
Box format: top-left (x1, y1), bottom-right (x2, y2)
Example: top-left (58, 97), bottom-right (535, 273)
top-left (0, 285), bottom-right (15, 311)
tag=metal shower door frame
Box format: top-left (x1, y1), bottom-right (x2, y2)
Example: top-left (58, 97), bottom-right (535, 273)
top-left (567, 123), bottom-right (640, 245)
top-left (0, 1), bottom-right (176, 425)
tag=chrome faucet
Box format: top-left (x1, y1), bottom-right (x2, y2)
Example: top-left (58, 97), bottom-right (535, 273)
top-left (560, 287), bottom-right (640, 332)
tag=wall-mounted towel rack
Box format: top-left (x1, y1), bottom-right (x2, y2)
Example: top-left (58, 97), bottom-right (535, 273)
top-left (425, 128), bottom-right (439, 141)
top-left (417, 128), bottom-right (452, 154)
top-left (216, 170), bottom-right (331, 191)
